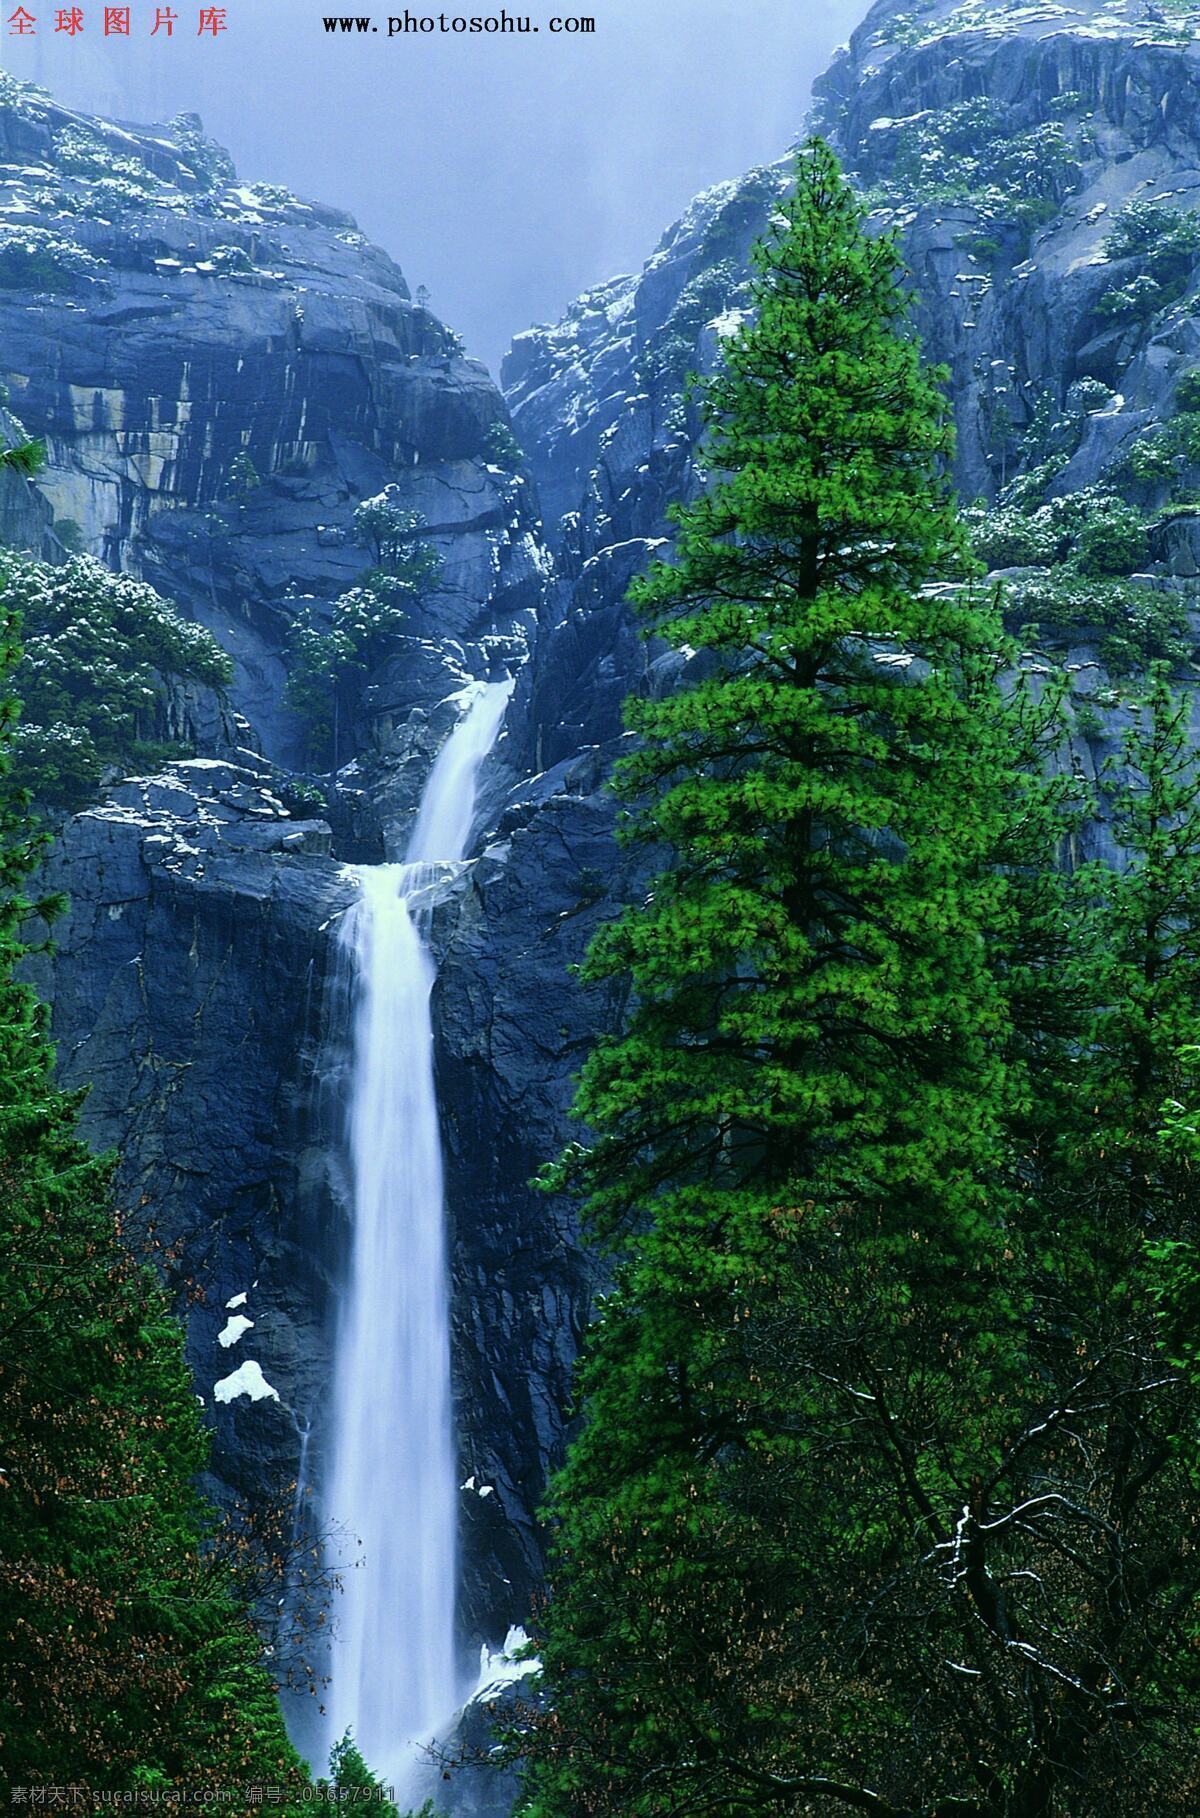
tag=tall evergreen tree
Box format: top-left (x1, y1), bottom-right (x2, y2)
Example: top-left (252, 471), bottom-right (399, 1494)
top-left (515, 141), bottom-right (1040, 1815)
top-left (551, 139), bottom-right (1019, 1256)
top-left (0, 572), bottom-right (310, 1792)
top-left (1064, 672), bottom-right (1200, 1207)
top-left (986, 675), bottom-right (1200, 1812)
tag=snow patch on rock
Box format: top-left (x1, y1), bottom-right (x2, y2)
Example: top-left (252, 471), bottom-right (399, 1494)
top-left (214, 1360), bottom-right (279, 1404)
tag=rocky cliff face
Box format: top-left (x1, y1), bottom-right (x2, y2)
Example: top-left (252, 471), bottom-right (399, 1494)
top-left (0, 85), bottom-right (544, 769)
top-left (817, 0), bottom-right (1200, 502)
top-left (509, 0), bottom-right (1200, 528)
top-left (0, 85), bottom-right (575, 1696)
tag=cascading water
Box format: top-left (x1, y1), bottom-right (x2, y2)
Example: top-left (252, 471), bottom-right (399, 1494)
top-left (325, 677), bottom-right (515, 1782)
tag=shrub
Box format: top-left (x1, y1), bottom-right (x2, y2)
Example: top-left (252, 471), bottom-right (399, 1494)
top-left (55, 127), bottom-right (157, 194)
top-left (0, 553), bottom-right (232, 808)
top-left (970, 506), bottom-right (1060, 568)
top-left (1129, 432), bottom-right (1178, 484)
top-left (0, 71), bottom-right (48, 117)
top-left (352, 488), bottom-right (439, 578)
top-left (1097, 274), bottom-right (1166, 322)
top-left (885, 98), bottom-right (1080, 226)
top-left (0, 438), bottom-right (46, 478)
top-left (1068, 377), bottom-right (1113, 413)
top-left (248, 181), bottom-right (299, 211)
top-left (0, 224), bottom-right (102, 292)
top-left (483, 421), bottom-right (524, 472)
top-left (640, 260), bottom-right (746, 390)
top-left (278, 775), bottom-right (328, 818)
top-left (1102, 200), bottom-right (1200, 262)
top-left (971, 488), bottom-right (1102, 570)
top-left (224, 450), bottom-right (262, 499)
top-left (955, 233), bottom-right (1002, 264)
top-left (169, 113), bottom-right (236, 190)
top-left (1075, 498), bottom-right (1150, 575)
top-left (1097, 203), bottom-right (1200, 322)
top-left (207, 243), bottom-right (254, 274)
top-left (285, 507), bottom-right (439, 764)
top-left (1003, 568), bottom-right (1190, 670)
top-left (77, 177), bottom-right (163, 219)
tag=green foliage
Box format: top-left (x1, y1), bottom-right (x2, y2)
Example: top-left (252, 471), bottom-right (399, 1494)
top-left (971, 380), bottom-right (1195, 664)
top-left (0, 593), bottom-right (309, 1797)
top-left (1129, 427), bottom-right (1180, 483)
top-left (247, 180), bottom-right (300, 212)
top-left (1010, 382), bottom-right (1109, 481)
top-left (1075, 497), bottom-right (1150, 575)
top-left (1066, 676), bottom-right (1200, 1191)
top-left (874, 97), bottom-right (1080, 228)
top-left (969, 484), bottom-right (1142, 572)
top-left (1176, 368), bottom-right (1200, 412)
top-left (872, 0), bottom-right (937, 44)
top-left (327, 1732), bottom-right (400, 1813)
top-left (1070, 375), bottom-right (1116, 414)
top-left (224, 449), bottom-right (263, 498)
top-left (1127, 392), bottom-right (1200, 493)
top-left (55, 127), bottom-right (158, 198)
top-left (1103, 200), bottom-right (1200, 263)
top-left (284, 497), bottom-right (439, 764)
top-left (639, 259), bottom-right (746, 391)
top-left (968, 483), bottom-right (1166, 667)
top-left (0, 222), bottom-right (103, 291)
top-left (0, 553), bottom-right (232, 809)
top-left (0, 71), bottom-right (49, 117)
top-left (517, 140), bottom-right (1053, 1817)
top-left (515, 138), bottom-right (1200, 1818)
top-left (1097, 271), bottom-right (1168, 322)
top-left (207, 242), bottom-right (255, 274)
top-left (955, 230), bottom-right (1002, 264)
top-left (1002, 568), bottom-right (1190, 670)
top-left (278, 774), bottom-right (329, 818)
top-left (483, 420), bottom-right (525, 472)
top-left (0, 436), bottom-right (46, 478)
top-left (74, 175), bottom-right (165, 220)
top-left (352, 486), bottom-right (433, 569)
top-left (1097, 201), bottom-right (1200, 321)
top-left (168, 113), bottom-right (237, 190)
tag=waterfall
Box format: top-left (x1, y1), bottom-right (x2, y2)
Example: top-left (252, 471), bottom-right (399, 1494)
top-left (325, 677), bottom-right (514, 1782)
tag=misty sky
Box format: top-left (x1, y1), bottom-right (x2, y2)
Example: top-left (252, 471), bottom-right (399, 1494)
top-left (4, 0), bottom-right (866, 374)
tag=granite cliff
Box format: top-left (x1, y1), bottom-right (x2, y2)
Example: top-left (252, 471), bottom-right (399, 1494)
top-left (0, 82), bottom-right (588, 1704)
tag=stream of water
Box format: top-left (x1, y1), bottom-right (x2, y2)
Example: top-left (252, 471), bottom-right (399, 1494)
top-left (324, 677), bottom-right (514, 1783)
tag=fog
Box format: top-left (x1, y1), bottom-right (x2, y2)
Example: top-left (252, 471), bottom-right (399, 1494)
top-left (5, 0), bottom-right (866, 374)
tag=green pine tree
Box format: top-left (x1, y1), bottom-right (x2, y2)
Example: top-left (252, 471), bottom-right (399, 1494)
top-left (967, 673), bottom-right (1200, 1813)
top-left (515, 140), bottom-right (1035, 1816)
top-left (550, 138), bottom-right (1018, 1257)
top-left (1065, 671), bottom-right (1200, 1205)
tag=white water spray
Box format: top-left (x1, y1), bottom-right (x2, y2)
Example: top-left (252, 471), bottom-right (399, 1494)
top-left (325, 677), bottom-right (514, 1781)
